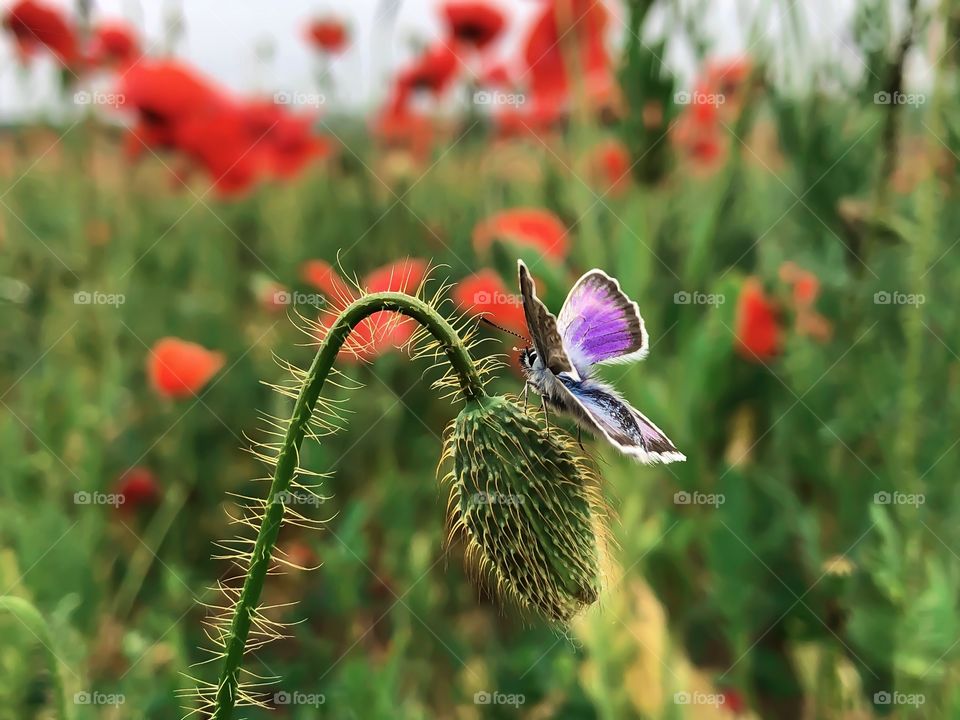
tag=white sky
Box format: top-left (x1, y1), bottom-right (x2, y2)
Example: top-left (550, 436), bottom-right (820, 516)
top-left (0, 0), bottom-right (925, 120)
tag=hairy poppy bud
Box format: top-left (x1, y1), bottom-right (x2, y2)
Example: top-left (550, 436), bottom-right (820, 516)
top-left (446, 395), bottom-right (603, 622)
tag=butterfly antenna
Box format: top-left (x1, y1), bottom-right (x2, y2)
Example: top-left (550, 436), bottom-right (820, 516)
top-left (479, 316), bottom-right (528, 341)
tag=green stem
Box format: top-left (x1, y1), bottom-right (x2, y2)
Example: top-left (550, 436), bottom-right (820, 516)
top-left (211, 292), bottom-right (485, 720)
top-left (112, 484), bottom-right (189, 619)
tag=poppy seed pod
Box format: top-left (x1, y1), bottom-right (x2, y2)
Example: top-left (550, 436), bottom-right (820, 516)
top-left (445, 395), bottom-right (604, 622)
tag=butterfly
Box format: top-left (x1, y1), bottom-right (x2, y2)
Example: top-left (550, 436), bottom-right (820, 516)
top-left (516, 259), bottom-right (685, 464)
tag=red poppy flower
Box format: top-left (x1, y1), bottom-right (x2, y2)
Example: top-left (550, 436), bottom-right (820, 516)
top-left (364, 258), bottom-right (428, 295)
top-left (492, 98), bottom-right (566, 140)
top-left (689, 81), bottom-right (722, 125)
top-left (688, 131), bottom-right (725, 166)
top-left (172, 102), bottom-right (264, 196)
top-left (3, 0), bottom-right (79, 66)
top-left (441, 1), bottom-right (506, 51)
top-left (126, 90), bottom-right (329, 197)
top-left (672, 57), bottom-right (752, 172)
top-left (372, 103), bottom-right (435, 162)
top-left (523, 0), bottom-right (611, 110)
top-left (591, 139), bottom-right (631, 196)
top-left (479, 62), bottom-right (512, 88)
top-left (778, 262), bottom-right (830, 342)
top-left (114, 467), bottom-right (160, 513)
top-left (397, 41), bottom-right (461, 97)
top-left (266, 116), bottom-right (329, 180)
top-left (672, 72), bottom-right (736, 172)
top-left (794, 272), bottom-right (819, 306)
top-left (241, 100), bottom-right (329, 180)
top-left (307, 17), bottom-right (348, 53)
top-left (301, 259), bottom-right (353, 302)
top-left (453, 270), bottom-right (527, 335)
top-left (118, 59), bottom-right (227, 155)
top-left (779, 261), bottom-right (820, 306)
top-left (672, 113), bottom-right (726, 170)
top-left (734, 278), bottom-right (781, 362)
top-left (88, 21), bottom-right (139, 68)
top-left (148, 338), bottom-right (225, 398)
top-left (473, 208), bottom-right (568, 262)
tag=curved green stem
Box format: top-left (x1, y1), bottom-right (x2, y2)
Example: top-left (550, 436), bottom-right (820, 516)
top-left (212, 292), bottom-right (485, 720)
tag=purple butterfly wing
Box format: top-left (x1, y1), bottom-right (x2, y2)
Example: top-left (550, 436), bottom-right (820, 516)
top-left (557, 270), bottom-right (649, 377)
top-left (557, 377), bottom-right (685, 464)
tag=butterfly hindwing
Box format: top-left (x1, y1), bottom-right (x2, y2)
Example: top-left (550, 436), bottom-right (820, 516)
top-left (557, 270), bottom-right (648, 377)
top-left (518, 260), bottom-right (573, 374)
top-left (556, 376), bottom-right (685, 465)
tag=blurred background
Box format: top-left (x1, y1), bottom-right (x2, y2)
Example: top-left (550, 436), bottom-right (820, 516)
top-left (0, 0), bottom-right (957, 718)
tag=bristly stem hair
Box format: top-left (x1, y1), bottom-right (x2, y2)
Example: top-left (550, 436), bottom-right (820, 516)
top-left (208, 290), bottom-right (486, 720)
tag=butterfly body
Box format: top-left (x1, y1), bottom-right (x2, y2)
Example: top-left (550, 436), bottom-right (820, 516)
top-left (517, 261), bottom-right (685, 464)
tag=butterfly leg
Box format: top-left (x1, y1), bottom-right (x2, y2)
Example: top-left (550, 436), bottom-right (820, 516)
top-left (542, 396), bottom-right (550, 429)
top-left (522, 382), bottom-right (529, 411)
top-left (577, 426), bottom-right (586, 453)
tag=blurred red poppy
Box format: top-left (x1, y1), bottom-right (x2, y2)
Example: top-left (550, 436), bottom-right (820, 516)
top-left (523, 0), bottom-right (611, 110)
top-left (172, 103), bottom-right (263, 196)
top-left (453, 270), bottom-right (527, 335)
top-left (686, 130), bottom-right (725, 167)
top-left (779, 261), bottom-right (820, 304)
top-left (373, 103), bottom-right (435, 162)
top-left (3, 0), bottom-right (79, 66)
top-left (88, 21), bottom-right (139, 68)
top-left (493, 100), bottom-right (565, 140)
top-left (118, 59), bottom-right (227, 155)
top-left (479, 62), bottom-right (512, 88)
top-left (673, 85), bottom-right (728, 170)
top-left (672, 57), bottom-right (752, 172)
top-left (397, 41), bottom-right (461, 97)
top-left (114, 467), bottom-right (160, 513)
top-left (241, 100), bottom-right (330, 181)
top-left (779, 260), bottom-right (820, 302)
top-left (119, 64), bottom-right (328, 196)
top-left (441, 1), bottom-right (506, 51)
top-left (590, 139), bottom-right (631, 196)
top-left (734, 278), bottom-right (781, 362)
top-left (778, 262), bottom-right (831, 342)
top-left (148, 338), bottom-right (225, 398)
top-left (673, 121), bottom-right (726, 170)
top-left (364, 258), bottom-right (428, 295)
top-left (473, 208), bottom-right (568, 262)
top-left (793, 272), bottom-right (819, 306)
top-left (307, 17), bottom-right (349, 53)
top-left (302, 259), bottom-right (352, 302)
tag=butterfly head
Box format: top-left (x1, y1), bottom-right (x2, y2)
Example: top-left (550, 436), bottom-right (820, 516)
top-left (518, 346), bottom-right (539, 375)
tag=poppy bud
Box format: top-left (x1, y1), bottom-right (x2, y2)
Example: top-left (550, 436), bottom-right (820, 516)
top-left (446, 395), bottom-right (603, 622)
